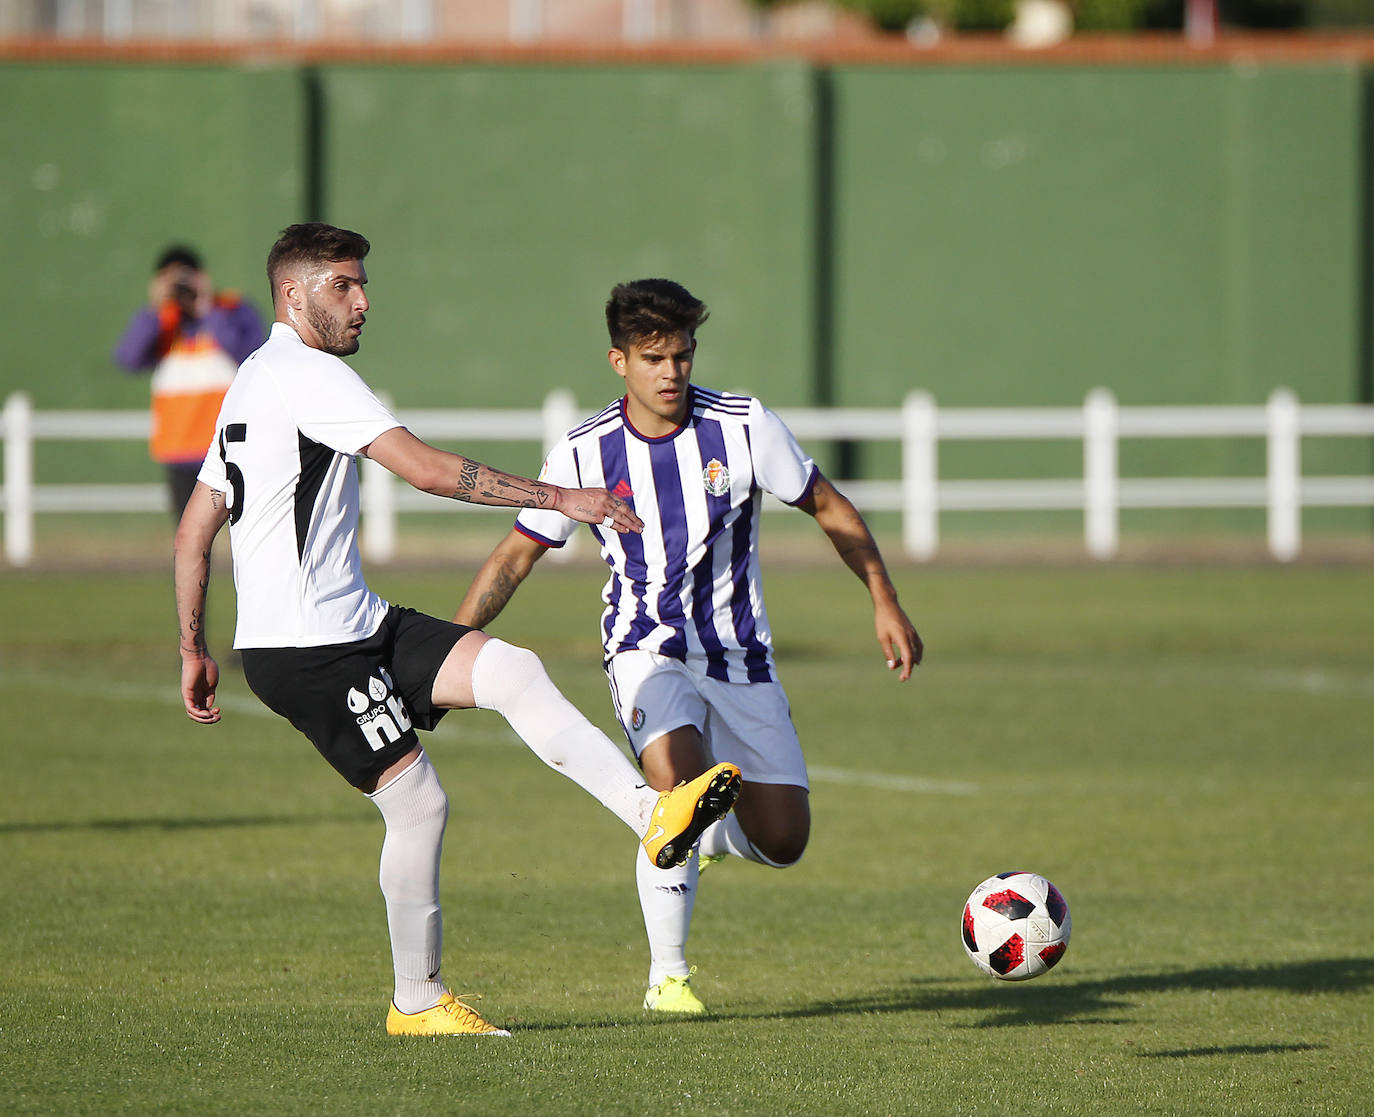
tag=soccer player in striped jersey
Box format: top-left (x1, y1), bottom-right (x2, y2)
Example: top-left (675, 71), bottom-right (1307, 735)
top-left (455, 278), bottom-right (922, 1013)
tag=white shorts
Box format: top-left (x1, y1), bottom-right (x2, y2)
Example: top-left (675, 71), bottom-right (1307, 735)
top-left (606, 650), bottom-right (809, 789)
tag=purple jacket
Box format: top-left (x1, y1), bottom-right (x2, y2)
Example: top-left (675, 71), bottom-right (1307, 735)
top-left (113, 295), bottom-right (265, 372)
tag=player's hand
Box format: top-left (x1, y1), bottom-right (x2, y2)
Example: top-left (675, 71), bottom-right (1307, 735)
top-left (875, 599), bottom-right (923, 682)
top-left (181, 652), bottom-right (222, 724)
top-left (558, 487), bottom-right (644, 534)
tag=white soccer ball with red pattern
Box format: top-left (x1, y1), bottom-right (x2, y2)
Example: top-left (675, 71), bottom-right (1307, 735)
top-left (961, 871), bottom-right (1071, 981)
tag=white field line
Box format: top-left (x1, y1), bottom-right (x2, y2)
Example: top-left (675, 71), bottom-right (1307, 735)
top-left (7, 665), bottom-right (1368, 796)
top-left (2, 671), bottom-right (982, 795)
top-left (34, 678), bottom-right (278, 718)
top-left (1008, 663), bottom-right (1374, 700)
top-left (807, 765), bottom-right (980, 796)
top-left (1252, 668), bottom-right (1374, 699)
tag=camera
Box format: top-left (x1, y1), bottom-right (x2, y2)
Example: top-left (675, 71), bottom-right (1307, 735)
top-left (169, 268), bottom-right (198, 311)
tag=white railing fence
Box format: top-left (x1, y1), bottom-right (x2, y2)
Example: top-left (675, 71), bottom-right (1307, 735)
top-left (3, 387), bottom-right (1373, 568)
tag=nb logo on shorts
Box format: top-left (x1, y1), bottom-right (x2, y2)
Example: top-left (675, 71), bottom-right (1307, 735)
top-left (346, 666), bottom-right (413, 752)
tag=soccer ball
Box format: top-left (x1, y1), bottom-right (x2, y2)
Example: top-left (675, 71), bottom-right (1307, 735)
top-left (961, 871), bottom-right (1071, 981)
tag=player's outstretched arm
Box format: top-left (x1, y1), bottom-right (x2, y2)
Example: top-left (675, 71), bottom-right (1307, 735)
top-left (453, 528), bottom-right (549, 630)
top-left (798, 473), bottom-right (924, 680)
top-left (362, 427), bottom-right (642, 532)
top-left (173, 482), bottom-right (230, 723)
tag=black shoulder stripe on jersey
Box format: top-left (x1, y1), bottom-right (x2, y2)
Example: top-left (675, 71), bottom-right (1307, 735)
top-left (567, 402), bottom-right (622, 440)
top-left (693, 386), bottom-right (751, 412)
top-left (295, 433), bottom-right (334, 562)
top-left (695, 397), bottom-right (752, 420)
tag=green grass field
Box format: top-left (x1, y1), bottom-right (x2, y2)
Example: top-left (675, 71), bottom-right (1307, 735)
top-left (2, 558), bottom-right (1371, 1115)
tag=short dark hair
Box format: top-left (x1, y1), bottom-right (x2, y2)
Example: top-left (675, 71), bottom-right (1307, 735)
top-left (605, 279), bottom-right (709, 350)
top-left (155, 244), bottom-right (201, 272)
top-left (266, 222), bottom-right (370, 298)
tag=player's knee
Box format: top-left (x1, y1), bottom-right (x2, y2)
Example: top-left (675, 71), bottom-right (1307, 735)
top-left (379, 754), bottom-right (449, 832)
top-left (427, 781), bottom-right (450, 832)
top-left (747, 817), bottom-right (809, 867)
top-left (756, 830), bottom-right (808, 868)
top-left (470, 638), bottom-right (547, 712)
top-left (380, 778), bottom-right (448, 857)
top-left (373, 755), bottom-right (449, 900)
top-left (737, 791), bottom-right (809, 866)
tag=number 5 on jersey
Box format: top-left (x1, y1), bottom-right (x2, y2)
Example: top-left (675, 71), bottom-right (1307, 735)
top-left (219, 423), bottom-right (247, 524)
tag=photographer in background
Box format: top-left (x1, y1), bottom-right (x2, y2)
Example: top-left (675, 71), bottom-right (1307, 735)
top-left (114, 244), bottom-right (265, 518)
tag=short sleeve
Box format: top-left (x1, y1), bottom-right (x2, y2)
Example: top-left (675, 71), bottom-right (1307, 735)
top-left (277, 352), bottom-right (400, 456)
top-left (197, 439), bottom-right (228, 493)
top-left (750, 399), bottom-right (818, 506)
top-left (514, 436), bottom-right (580, 548)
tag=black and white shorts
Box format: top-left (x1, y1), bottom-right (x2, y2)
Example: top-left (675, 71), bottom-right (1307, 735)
top-left (241, 606), bottom-right (474, 789)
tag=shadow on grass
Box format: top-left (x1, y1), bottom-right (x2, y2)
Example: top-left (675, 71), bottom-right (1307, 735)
top-left (507, 957), bottom-right (1374, 1036)
top-left (753, 957), bottom-right (1374, 1029)
top-left (1137, 1043), bottom-right (1325, 1058)
top-left (0, 813), bottom-right (364, 835)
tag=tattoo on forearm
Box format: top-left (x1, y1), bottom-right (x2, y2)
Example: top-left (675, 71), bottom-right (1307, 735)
top-left (180, 548), bottom-right (212, 652)
top-left (472, 567), bottom-right (520, 628)
top-left (476, 474), bottom-right (539, 507)
top-left (450, 460), bottom-right (553, 509)
top-left (183, 607), bottom-right (208, 654)
top-left (454, 459), bottom-right (480, 497)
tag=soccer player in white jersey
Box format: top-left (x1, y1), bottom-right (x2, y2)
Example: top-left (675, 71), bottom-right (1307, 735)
top-left (455, 278), bottom-right (922, 1013)
top-left (172, 228), bottom-right (741, 1037)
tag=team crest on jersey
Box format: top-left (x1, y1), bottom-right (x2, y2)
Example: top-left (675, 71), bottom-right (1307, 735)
top-left (631, 707), bottom-right (646, 731)
top-left (702, 458), bottom-right (731, 496)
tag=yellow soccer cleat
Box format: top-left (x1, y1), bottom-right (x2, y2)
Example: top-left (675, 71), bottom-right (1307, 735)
top-left (385, 991), bottom-right (511, 1037)
top-left (641, 762), bottom-right (742, 870)
top-left (643, 970), bottom-right (707, 1015)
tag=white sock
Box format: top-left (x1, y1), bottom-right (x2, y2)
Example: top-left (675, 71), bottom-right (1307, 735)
top-left (368, 750), bottom-right (448, 1014)
top-left (470, 638), bottom-right (656, 834)
top-left (697, 813), bottom-right (792, 868)
top-left (637, 843), bottom-right (698, 988)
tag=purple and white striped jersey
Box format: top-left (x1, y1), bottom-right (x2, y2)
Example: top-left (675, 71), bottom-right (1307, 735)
top-left (515, 386), bottom-right (818, 684)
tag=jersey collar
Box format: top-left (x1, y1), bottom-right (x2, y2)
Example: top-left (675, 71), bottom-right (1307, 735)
top-left (619, 387), bottom-right (695, 444)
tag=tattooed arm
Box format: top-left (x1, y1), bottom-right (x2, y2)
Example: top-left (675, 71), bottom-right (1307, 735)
top-left (173, 482), bottom-right (230, 723)
top-left (452, 528), bottom-right (549, 630)
top-left (362, 427), bottom-right (642, 532)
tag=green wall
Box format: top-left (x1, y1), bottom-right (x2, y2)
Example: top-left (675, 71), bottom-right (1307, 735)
top-left (828, 63), bottom-right (1365, 409)
top-left (1, 57), bottom-right (1369, 495)
top-left (0, 63), bottom-right (305, 482)
top-left (319, 62), bottom-right (819, 411)
top-left (1, 63), bottom-right (303, 408)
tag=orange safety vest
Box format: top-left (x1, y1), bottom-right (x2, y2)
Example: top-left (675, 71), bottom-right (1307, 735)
top-left (147, 297), bottom-right (241, 465)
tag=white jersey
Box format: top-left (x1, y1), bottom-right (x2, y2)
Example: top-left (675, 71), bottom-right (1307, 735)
top-left (197, 322), bottom-right (400, 649)
top-left (516, 386), bottom-right (817, 684)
